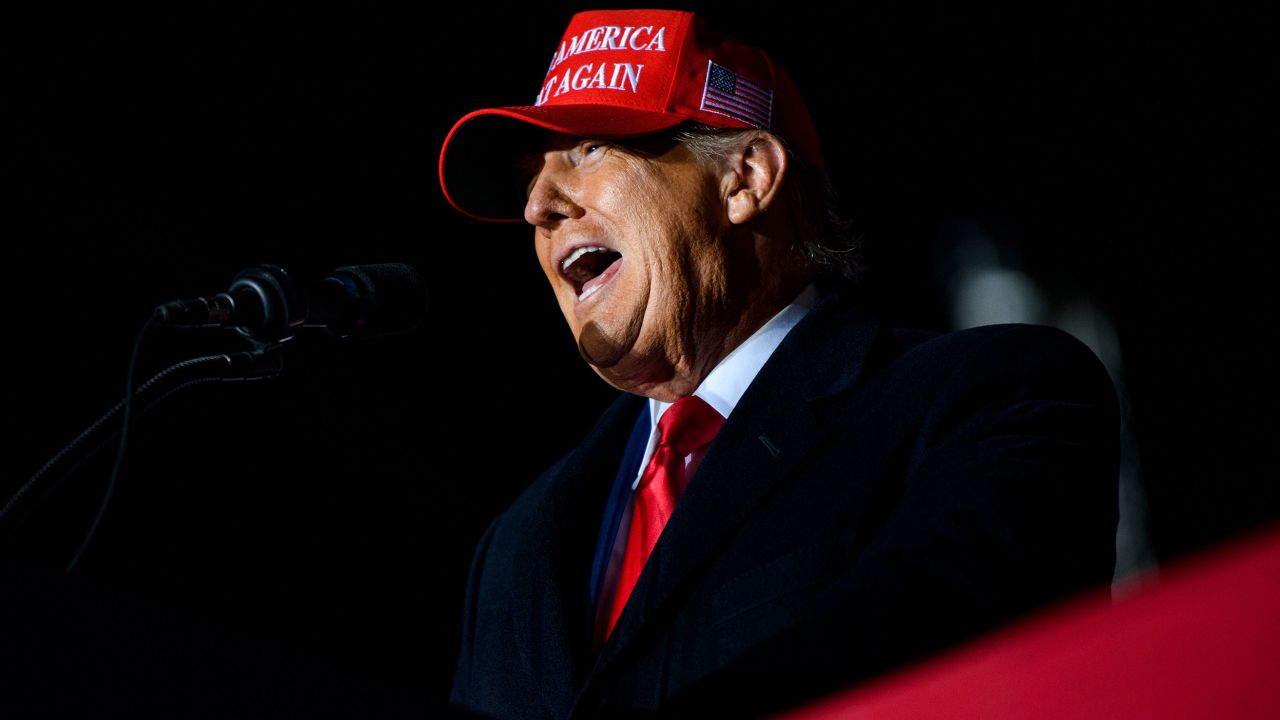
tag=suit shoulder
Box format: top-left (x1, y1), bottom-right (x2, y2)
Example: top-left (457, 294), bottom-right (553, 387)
top-left (876, 323), bottom-right (1116, 412)
top-left (896, 323), bottom-right (1106, 375)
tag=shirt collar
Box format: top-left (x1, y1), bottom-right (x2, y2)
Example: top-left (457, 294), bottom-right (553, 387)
top-left (650, 282), bottom-right (820, 426)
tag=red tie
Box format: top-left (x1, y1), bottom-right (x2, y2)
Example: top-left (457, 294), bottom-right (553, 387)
top-left (602, 395), bottom-right (725, 641)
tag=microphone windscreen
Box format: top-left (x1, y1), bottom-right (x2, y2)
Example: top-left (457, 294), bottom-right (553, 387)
top-left (328, 263), bottom-right (428, 339)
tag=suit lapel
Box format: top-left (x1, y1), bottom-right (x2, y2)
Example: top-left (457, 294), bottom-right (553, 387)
top-left (586, 280), bottom-right (883, 685)
top-left (514, 392), bottom-right (645, 715)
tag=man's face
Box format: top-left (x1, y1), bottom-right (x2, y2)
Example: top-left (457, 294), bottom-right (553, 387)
top-left (524, 133), bottom-right (742, 399)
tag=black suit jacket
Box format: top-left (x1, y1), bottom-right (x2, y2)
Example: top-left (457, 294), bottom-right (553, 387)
top-left (450, 280), bottom-right (1120, 719)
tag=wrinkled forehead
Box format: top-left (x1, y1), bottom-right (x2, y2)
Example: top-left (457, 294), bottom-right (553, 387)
top-left (452, 117), bottom-right (694, 220)
top-left (517, 128), bottom-right (688, 176)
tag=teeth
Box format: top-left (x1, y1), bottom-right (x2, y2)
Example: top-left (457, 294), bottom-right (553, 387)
top-left (562, 246), bottom-right (610, 272)
top-left (578, 283), bottom-right (603, 302)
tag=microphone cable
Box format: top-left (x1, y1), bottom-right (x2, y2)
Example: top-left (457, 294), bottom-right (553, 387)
top-left (3, 260), bottom-right (423, 572)
top-left (65, 314), bottom-right (152, 574)
top-left (0, 321), bottom-right (284, 573)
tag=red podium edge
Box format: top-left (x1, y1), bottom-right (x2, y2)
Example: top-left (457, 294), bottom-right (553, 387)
top-left (776, 521), bottom-right (1280, 719)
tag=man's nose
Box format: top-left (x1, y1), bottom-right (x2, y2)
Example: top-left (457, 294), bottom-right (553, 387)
top-left (523, 158), bottom-right (583, 228)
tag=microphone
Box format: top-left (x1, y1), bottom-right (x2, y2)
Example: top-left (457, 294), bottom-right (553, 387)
top-left (154, 262), bottom-right (428, 343)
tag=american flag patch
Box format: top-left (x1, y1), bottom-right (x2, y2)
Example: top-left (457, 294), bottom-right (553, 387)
top-left (700, 60), bottom-right (773, 128)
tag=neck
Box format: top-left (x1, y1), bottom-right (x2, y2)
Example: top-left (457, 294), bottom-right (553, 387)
top-left (632, 264), bottom-right (815, 401)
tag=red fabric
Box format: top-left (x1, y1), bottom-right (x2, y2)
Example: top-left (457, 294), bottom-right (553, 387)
top-left (775, 522), bottom-right (1280, 720)
top-left (603, 396), bottom-right (724, 641)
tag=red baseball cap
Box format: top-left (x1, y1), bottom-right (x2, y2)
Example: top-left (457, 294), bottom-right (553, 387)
top-left (438, 8), bottom-right (824, 222)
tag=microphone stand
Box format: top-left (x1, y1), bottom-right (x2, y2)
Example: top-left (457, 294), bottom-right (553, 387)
top-left (3, 260), bottom-right (425, 568)
top-left (0, 347), bottom-right (284, 546)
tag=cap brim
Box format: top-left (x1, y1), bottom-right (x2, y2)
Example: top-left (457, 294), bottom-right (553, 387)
top-left (438, 105), bottom-right (689, 222)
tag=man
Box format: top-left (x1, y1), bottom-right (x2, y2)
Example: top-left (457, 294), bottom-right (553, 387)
top-left (438, 9), bottom-right (1118, 719)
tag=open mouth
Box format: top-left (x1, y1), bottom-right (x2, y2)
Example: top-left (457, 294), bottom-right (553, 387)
top-left (561, 246), bottom-right (623, 302)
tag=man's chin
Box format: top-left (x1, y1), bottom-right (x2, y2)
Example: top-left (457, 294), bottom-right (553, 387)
top-left (576, 330), bottom-right (686, 399)
top-left (576, 324), bottom-right (654, 393)
top-left (576, 321), bottom-right (631, 369)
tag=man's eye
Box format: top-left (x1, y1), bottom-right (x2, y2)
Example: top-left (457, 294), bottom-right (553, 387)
top-left (562, 140), bottom-right (607, 169)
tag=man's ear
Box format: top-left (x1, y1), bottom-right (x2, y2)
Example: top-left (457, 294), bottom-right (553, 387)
top-left (724, 132), bottom-right (789, 225)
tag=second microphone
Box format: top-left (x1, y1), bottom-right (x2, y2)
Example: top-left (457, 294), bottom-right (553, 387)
top-left (154, 263), bottom-right (428, 343)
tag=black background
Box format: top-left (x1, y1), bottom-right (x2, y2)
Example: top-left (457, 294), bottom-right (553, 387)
top-left (4, 1), bottom-right (1275, 716)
